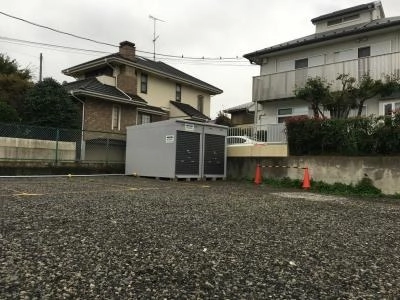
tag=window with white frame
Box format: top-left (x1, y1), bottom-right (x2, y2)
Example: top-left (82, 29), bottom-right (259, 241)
top-left (176, 84), bottom-right (182, 102)
top-left (277, 107), bottom-right (308, 123)
top-left (383, 101), bottom-right (400, 116)
top-left (139, 113), bottom-right (151, 124)
top-left (197, 95), bottom-right (204, 113)
top-left (140, 73), bottom-right (148, 94)
top-left (358, 46), bottom-right (371, 58)
top-left (358, 46), bottom-right (371, 78)
top-left (112, 105), bottom-right (121, 130)
top-left (277, 107), bottom-right (293, 123)
top-left (295, 58), bottom-right (308, 69)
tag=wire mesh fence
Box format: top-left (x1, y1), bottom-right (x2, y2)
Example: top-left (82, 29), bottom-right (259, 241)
top-left (0, 123), bottom-right (126, 164)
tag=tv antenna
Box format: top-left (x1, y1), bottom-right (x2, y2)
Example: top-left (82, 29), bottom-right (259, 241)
top-left (149, 15), bottom-right (165, 61)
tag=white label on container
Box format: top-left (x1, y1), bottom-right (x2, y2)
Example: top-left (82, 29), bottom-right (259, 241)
top-left (165, 135), bottom-right (175, 143)
top-left (185, 124), bottom-right (195, 131)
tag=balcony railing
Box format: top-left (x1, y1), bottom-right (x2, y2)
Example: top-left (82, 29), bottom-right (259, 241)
top-left (227, 123), bottom-right (287, 144)
top-left (253, 52), bottom-right (400, 101)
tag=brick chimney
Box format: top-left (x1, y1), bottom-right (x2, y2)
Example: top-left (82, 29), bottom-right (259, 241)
top-left (117, 41), bottom-right (137, 95)
top-left (119, 41), bottom-right (136, 60)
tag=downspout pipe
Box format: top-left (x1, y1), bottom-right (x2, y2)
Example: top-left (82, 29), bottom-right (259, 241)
top-left (104, 58), bottom-right (132, 101)
top-left (71, 91), bottom-right (85, 132)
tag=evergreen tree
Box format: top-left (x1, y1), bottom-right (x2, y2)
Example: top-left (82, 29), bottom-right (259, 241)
top-left (0, 100), bottom-right (19, 123)
top-left (215, 111), bottom-right (232, 126)
top-left (23, 77), bottom-right (80, 128)
top-left (0, 54), bottom-right (33, 117)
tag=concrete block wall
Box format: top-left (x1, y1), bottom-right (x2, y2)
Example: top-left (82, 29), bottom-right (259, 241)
top-left (0, 137), bottom-right (76, 161)
top-left (227, 156), bottom-right (400, 195)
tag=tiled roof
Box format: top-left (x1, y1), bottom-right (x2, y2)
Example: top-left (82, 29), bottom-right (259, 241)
top-left (224, 102), bottom-right (254, 113)
top-left (311, 2), bottom-right (381, 23)
top-left (244, 16), bottom-right (400, 62)
top-left (63, 54), bottom-right (222, 95)
top-left (133, 55), bottom-right (222, 94)
top-left (170, 101), bottom-right (210, 121)
top-left (64, 77), bottom-right (146, 105)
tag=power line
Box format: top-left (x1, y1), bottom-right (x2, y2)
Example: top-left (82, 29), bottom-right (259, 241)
top-left (0, 10), bottom-right (248, 62)
top-left (0, 36), bottom-right (252, 66)
top-left (0, 11), bottom-right (117, 48)
top-left (0, 36), bottom-right (111, 55)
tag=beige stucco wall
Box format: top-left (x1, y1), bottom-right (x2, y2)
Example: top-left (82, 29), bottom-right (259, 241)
top-left (227, 156), bottom-right (400, 195)
top-left (96, 75), bottom-right (116, 86)
top-left (227, 144), bottom-right (288, 157)
top-left (169, 104), bottom-right (187, 119)
top-left (137, 71), bottom-right (211, 117)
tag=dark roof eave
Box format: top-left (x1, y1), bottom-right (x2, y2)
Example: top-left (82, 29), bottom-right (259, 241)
top-left (257, 96), bottom-right (297, 103)
top-left (224, 108), bottom-right (254, 113)
top-left (170, 101), bottom-right (211, 120)
top-left (70, 90), bottom-right (145, 106)
top-left (244, 19), bottom-right (400, 63)
top-left (137, 107), bottom-right (168, 115)
top-left (192, 117), bottom-right (210, 121)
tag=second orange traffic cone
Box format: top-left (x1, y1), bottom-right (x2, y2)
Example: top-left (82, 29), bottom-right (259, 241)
top-left (254, 164), bottom-right (262, 185)
top-left (302, 167), bottom-right (311, 189)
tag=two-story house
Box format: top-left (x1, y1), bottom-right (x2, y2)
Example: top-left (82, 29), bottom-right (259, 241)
top-left (62, 41), bottom-right (222, 162)
top-left (223, 102), bottom-right (255, 127)
top-left (244, 1), bottom-right (400, 124)
top-left (63, 41), bottom-right (222, 131)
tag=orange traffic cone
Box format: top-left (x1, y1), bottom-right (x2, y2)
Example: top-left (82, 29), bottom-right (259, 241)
top-left (254, 164), bottom-right (262, 185)
top-left (302, 167), bottom-right (311, 189)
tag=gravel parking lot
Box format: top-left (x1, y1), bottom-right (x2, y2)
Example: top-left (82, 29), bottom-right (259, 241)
top-left (1, 176), bottom-right (400, 299)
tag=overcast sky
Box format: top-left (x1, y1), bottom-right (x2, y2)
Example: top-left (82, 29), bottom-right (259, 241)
top-left (1, 0), bottom-right (400, 118)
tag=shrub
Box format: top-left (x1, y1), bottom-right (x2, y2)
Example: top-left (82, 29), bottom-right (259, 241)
top-left (286, 115), bottom-right (400, 156)
top-left (354, 177), bottom-right (382, 196)
top-left (263, 176), bottom-right (383, 197)
top-left (0, 100), bottom-right (19, 123)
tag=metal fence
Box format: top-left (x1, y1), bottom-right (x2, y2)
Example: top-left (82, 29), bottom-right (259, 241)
top-left (0, 122), bottom-right (287, 163)
top-left (227, 123), bottom-right (287, 143)
top-left (0, 123), bottom-right (126, 163)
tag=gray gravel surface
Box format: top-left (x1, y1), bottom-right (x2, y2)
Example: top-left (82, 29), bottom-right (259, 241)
top-left (1, 176), bottom-right (400, 299)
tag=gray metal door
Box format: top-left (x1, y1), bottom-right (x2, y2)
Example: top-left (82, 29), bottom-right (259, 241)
top-left (203, 134), bottom-right (225, 175)
top-left (175, 131), bottom-right (200, 175)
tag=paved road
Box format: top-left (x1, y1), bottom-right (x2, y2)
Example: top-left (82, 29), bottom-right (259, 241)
top-left (1, 176), bottom-right (399, 299)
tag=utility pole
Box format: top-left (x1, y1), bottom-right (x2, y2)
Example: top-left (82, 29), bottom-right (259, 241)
top-left (39, 53), bottom-right (43, 82)
top-left (149, 15), bottom-right (165, 61)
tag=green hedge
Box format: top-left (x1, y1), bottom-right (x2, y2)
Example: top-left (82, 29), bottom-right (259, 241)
top-left (286, 114), bottom-right (400, 155)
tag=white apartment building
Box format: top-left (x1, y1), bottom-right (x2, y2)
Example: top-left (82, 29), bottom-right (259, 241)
top-left (244, 1), bottom-right (400, 124)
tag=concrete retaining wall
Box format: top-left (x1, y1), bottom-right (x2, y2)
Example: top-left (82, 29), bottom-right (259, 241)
top-left (0, 137), bottom-right (76, 161)
top-left (227, 156), bottom-right (400, 195)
